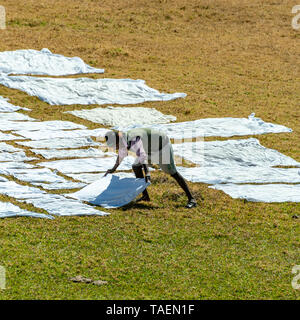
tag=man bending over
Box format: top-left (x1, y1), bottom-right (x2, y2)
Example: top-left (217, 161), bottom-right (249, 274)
top-left (104, 128), bottom-right (197, 209)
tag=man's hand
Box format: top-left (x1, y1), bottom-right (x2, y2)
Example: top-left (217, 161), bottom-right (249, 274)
top-left (104, 168), bottom-right (115, 177)
top-left (145, 175), bottom-right (151, 183)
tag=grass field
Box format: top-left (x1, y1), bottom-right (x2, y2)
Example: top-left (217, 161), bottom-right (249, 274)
top-left (0, 0), bottom-right (299, 299)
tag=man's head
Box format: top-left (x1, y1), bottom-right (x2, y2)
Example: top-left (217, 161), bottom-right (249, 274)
top-left (104, 130), bottom-right (120, 150)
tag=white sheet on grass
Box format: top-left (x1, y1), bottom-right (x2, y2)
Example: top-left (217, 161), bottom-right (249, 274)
top-left (0, 162), bottom-right (35, 170)
top-left (177, 166), bottom-right (300, 184)
top-left (0, 201), bottom-right (53, 219)
top-left (0, 180), bottom-right (108, 216)
top-left (0, 132), bottom-right (24, 141)
top-left (0, 176), bottom-right (7, 182)
top-left (17, 137), bottom-right (99, 149)
top-left (31, 148), bottom-right (112, 160)
top-left (38, 156), bottom-right (136, 174)
top-left (0, 167), bottom-right (85, 190)
top-left (0, 120), bottom-right (85, 132)
top-left (66, 172), bottom-right (135, 184)
top-left (173, 138), bottom-right (300, 167)
top-left (14, 128), bottom-right (107, 140)
top-left (0, 48), bottom-right (104, 75)
top-left (210, 183), bottom-right (300, 203)
top-left (0, 142), bottom-right (21, 152)
top-left (116, 113), bottom-right (292, 139)
top-left (0, 112), bottom-right (35, 121)
top-left (65, 106), bottom-right (177, 126)
top-left (0, 151), bottom-right (37, 162)
top-left (69, 174), bottom-right (150, 208)
top-left (0, 96), bottom-right (30, 112)
top-left (0, 75), bottom-right (186, 106)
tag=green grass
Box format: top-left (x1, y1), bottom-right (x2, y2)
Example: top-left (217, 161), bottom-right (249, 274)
top-left (0, 0), bottom-right (299, 299)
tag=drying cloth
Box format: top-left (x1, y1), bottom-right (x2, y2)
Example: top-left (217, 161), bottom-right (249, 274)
top-left (0, 201), bottom-right (53, 219)
top-left (0, 112), bottom-right (35, 121)
top-left (0, 75), bottom-right (186, 105)
top-left (0, 162), bottom-right (35, 170)
top-left (65, 106), bottom-right (177, 126)
top-left (69, 174), bottom-right (150, 208)
top-left (0, 132), bottom-right (24, 141)
top-left (210, 183), bottom-right (300, 203)
top-left (0, 120), bottom-right (85, 132)
top-left (0, 151), bottom-right (37, 162)
top-left (66, 172), bottom-right (136, 184)
top-left (16, 137), bottom-right (99, 149)
top-left (31, 148), bottom-right (111, 160)
top-left (0, 48), bottom-right (104, 75)
top-left (38, 156), bottom-right (136, 174)
top-left (0, 180), bottom-right (108, 216)
top-left (15, 128), bottom-right (107, 140)
top-left (116, 113), bottom-right (292, 139)
top-left (177, 166), bottom-right (300, 184)
top-left (0, 167), bottom-right (85, 190)
top-left (172, 138), bottom-right (300, 167)
top-left (0, 96), bottom-right (30, 112)
top-left (0, 142), bottom-right (22, 152)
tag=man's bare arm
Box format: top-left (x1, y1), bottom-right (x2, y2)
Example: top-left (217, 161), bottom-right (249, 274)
top-left (104, 155), bottom-right (121, 176)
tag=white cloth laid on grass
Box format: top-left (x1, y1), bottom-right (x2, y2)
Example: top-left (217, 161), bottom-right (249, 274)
top-left (177, 167), bottom-right (300, 184)
top-left (116, 113), bottom-right (292, 139)
top-left (0, 120), bottom-right (85, 132)
top-left (0, 132), bottom-right (24, 141)
top-left (65, 106), bottom-right (177, 127)
top-left (0, 48), bottom-right (104, 75)
top-left (172, 138), bottom-right (300, 167)
top-left (210, 183), bottom-right (300, 203)
top-left (0, 180), bottom-right (108, 216)
top-left (0, 112), bottom-right (35, 121)
top-left (14, 128), bottom-right (107, 140)
top-left (38, 156), bottom-right (136, 174)
top-left (0, 151), bottom-right (37, 162)
top-left (66, 172), bottom-right (136, 184)
top-left (16, 137), bottom-right (100, 149)
top-left (0, 167), bottom-right (85, 190)
top-left (0, 142), bottom-right (22, 152)
top-left (0, 95), bottom-right (31, 112)
top-left (0, 176), bottom-right (7, 182)
top-left (68, 174), bottom-right (150, 208)
top-left (0, 75), bottom-right (187, 106)
top-left (0, 162), bottom-right (35, 170)
top-left (31, 148), bottom-right (112, 160)
top-left (0, 201), bottom-right (53, 219)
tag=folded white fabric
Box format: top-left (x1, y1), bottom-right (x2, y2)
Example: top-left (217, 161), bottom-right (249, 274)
top-left (66, 172), bottom-right (136, 184)
top-left (31, 148), bottom-right (110, 160)
top-left (0, 96), bottom-right (30, 112)
top-left (0, 48), bottom-right (104, 75)
top-left (0, 112), bottom-right (35, 121)
top-left (177, 166), bottom-right (300, 184)
top-left (0, 180), bottom-right (108, 216)
top-left (0, 120), bottom-right (85, 132)
top-left (0, 75), bottom-right (186, 105)
top-left (38, 156), bottom-right (136, 174)
top-left (65, 106), bottom-right (177, 126)
top-left (173, 138), bottom-right (300, 167)
top-left (15, 128), bottom-right (107, 140)
top-left (68, 174), bottom-right (150, 208)
top-left (17, 137), bottom-right (99, 149)
top-left (211, 183), bottom-right (300, 203)
top-left (0, 132), bottom-right (24, 141)
top-left (0, 201), bottom-right (53, 219)
top-left (116, 113), bottom-right (292, 139)
top-left (0, 167), bottom-right (85, 190)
